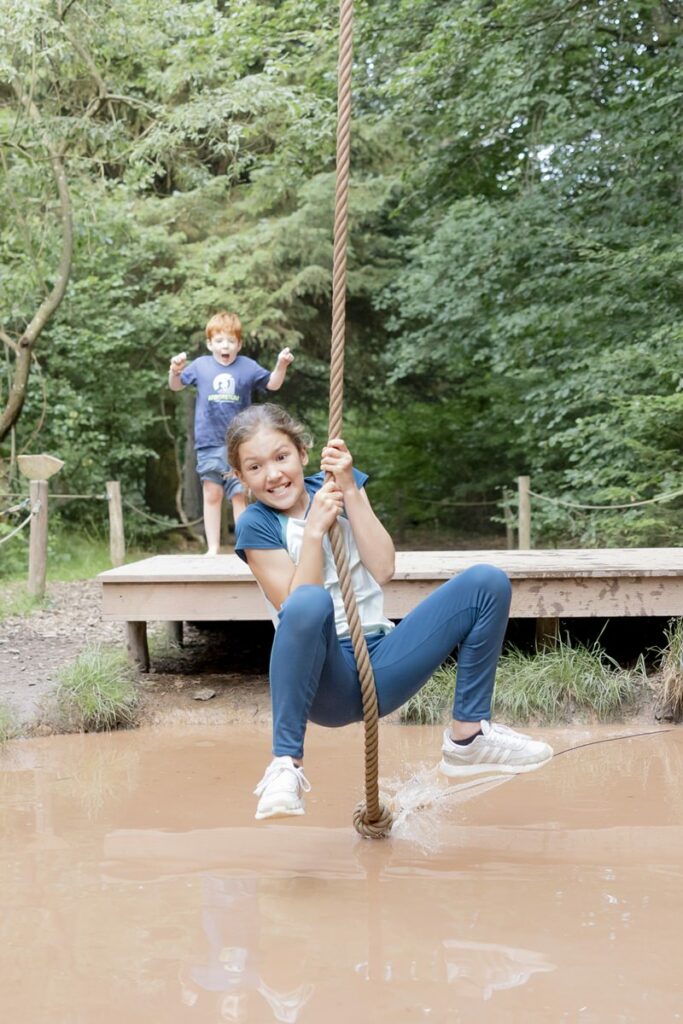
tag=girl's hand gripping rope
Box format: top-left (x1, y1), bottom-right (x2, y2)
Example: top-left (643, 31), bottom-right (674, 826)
top-left (305, 479), bottom-right (344, 539)
top-left (321, 438), bottom-right (355, 496)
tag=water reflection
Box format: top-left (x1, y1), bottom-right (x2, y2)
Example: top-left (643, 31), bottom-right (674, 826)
top-left (352, 937), bottom-right (555, 1001)
top-left (441, 940), bottom-right (555, 999)
top-left (177, 875), bottom-right (314, 1022)
top-left (1, 726), bottom-right (682, 1020)
top-left (173, 870), bottom-right (554, 1020)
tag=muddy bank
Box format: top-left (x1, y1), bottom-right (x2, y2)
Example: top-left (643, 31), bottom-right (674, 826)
top-left (0, 579), bottom-right (670, 738)
top-left (0, 580), bottom-right (272, 733)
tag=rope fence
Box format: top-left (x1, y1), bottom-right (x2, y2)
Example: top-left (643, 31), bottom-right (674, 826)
top-left (385, 481), bottom-right (683, 521)
top-left (2, 491), bottom-right (107, 500)
top-left (0, 503), bottom-right (37, 547)
top-left (0, 497), bottom-right (31, 517)
top-left (122, 497), bottom-right (203, 530)
top-left (418, 496), bottom-right (500, 508)
top-left (0, 477), bottom-right (208, 598)
top-left (513, 475), bottom-right (683, 552)
top-left (528, 485), bottom-right (683, 512)
top-left (3, 473), bottom-right (679, 558)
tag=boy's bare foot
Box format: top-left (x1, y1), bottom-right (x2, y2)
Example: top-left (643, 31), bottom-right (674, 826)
top-left (205, 548), bottom-right (220, 556)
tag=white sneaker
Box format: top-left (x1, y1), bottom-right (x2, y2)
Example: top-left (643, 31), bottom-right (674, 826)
top-left (254, 756), bottom-right (311, 820)
top-left (440, 720), bottom-right (553, 777)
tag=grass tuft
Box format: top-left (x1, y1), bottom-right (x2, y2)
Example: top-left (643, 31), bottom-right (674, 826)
top-left (0, 702), bottom-right (18, 743)
top-left (655, 618), bottom-right (683, 722)
top-left (493, 637), bottom-right (642, 724)
top-left (53, 643), bottom-right (139, 732)
top-left (398, 660), bottom-right (455, 724)
top-left (0, 583), bottom-right (44, 622)
top-left (399, 638), bottom-right (644, 726)
top-left (47, 532), bottom-right (116, 582)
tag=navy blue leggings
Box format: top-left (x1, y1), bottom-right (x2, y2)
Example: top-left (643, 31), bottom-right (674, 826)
top-left (269, 564), bottom-right (512, 759)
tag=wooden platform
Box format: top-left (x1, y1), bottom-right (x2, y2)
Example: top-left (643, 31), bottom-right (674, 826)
top-left (99, 549), bottom-right (683, 670)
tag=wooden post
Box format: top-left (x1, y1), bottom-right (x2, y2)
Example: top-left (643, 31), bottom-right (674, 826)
top-left (27, 479), bottom-right (48, 599)
top-left (167, 620), bottom-right (184, 647)
top-left (106, 480), bottom-right (125, 567)
top-left (220, 496), bottom-right (230, 550)
top-left (535, 616), bottom-right (560, 649)
top-left (126, 621), bottom-right (150, 672)
top-left (518, 475), bottom-right (531, 550)
top-left (503, 488), bottom-right (515, 550)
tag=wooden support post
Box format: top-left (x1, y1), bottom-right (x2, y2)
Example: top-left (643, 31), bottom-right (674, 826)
top-left (535, 616), bottom-right (560, 649)
top-left (106, 480), bottom-right (125, 567)
top-left (503, 488), bottom-right (515, 550)
top-left (518, 475), bottom-right (531, 550)
top-left (220, 496), bottom-right (230, 550)
top-left (126, 621), bottom-right (150, 672)
top-left (167, 620), bottom-right (184, 647)
top-left (28, 479), bottom-right (48, 599)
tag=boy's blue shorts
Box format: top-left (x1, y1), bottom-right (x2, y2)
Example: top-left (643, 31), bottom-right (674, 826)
top-left (195, 445), bottom-right (244, 500)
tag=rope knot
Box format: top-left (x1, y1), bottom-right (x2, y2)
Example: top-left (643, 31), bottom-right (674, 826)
top-left (353, 799), bottom-right (393, 840)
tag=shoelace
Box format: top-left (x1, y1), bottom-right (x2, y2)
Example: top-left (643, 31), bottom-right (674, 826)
top-left (254, 761), bottom-right (311, 797)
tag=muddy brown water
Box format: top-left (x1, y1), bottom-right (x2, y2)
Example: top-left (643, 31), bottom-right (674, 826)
top-left (1, 722), bottom-right (682, 1023)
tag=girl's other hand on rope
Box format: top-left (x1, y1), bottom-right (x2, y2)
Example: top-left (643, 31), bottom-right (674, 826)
top-left (306, 479), bottom-right (344, 538)
top-left (321, 438), bottom-right (355, 495)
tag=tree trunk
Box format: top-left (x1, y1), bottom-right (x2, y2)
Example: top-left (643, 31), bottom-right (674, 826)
top-left (0, 84), bottom-right (74, 443)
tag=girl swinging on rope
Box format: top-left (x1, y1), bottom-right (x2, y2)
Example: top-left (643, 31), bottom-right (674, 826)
top-left (228, 404), bottom-right (553, 820)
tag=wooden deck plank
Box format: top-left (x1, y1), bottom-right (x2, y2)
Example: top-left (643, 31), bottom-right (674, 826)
top-left (99, 548), bottom-right (683, 584)
top-left (99, 549), bottom-right (683, 622)
top-left (102, 581), bottom-right (268, 621)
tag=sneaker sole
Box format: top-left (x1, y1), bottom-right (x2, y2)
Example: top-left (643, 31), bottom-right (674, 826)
top-left (255, 803), bottom-right (305, 820)
top-left (439, 753), bottom-right (553, 778)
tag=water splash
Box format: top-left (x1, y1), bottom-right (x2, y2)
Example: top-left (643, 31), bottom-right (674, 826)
top-left (380, 764), bottom-right (514, 851)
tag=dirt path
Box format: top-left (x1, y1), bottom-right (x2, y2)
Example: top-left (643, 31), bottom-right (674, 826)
top-left (0, 579), bottom-right (271, 733)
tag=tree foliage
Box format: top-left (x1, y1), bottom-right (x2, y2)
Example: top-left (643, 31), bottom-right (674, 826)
top-left (1, 0), bottom-right (681, 545)
top-left (365, 0), bottom-right (683, 543)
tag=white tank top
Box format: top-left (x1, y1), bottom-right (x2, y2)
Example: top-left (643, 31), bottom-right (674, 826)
top-left (265, 513), bottom-right (395, 639)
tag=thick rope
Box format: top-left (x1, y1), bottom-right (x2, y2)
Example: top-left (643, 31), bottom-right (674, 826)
top-left (328, 0), bottom-right (392, 839)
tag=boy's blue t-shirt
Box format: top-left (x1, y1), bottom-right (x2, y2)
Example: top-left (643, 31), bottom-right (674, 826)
top-left (180, 354), bottom-right (271, 449)
top-left (234, 469), bottom-right (369, 561)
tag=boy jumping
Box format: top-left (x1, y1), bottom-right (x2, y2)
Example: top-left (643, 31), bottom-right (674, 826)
top-left (169, 311), bottom-right (293, 554)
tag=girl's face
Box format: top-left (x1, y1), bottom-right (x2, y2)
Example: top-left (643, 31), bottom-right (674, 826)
top-left (236, 427), bottom-right (309, 516)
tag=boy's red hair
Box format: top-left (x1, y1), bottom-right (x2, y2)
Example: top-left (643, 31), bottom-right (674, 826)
top-left (206, 311), bottom-right (242, 342)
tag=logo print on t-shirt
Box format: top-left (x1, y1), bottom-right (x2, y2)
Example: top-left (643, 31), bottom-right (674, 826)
top-left (213, 373), bottom-right (235, 396)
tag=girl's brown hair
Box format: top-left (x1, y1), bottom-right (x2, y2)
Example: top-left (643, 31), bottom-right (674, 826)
top-left (227, 404), bottom-right (313, 472)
